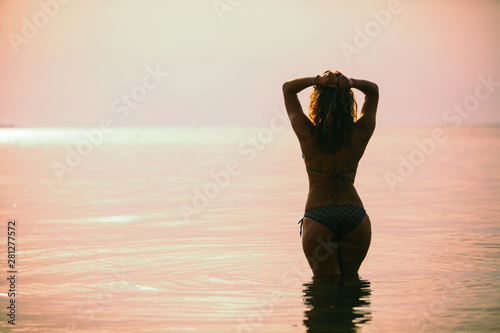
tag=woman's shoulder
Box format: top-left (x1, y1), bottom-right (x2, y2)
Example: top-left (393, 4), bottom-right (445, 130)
top-left (353, 117), bottom-right (376, 141)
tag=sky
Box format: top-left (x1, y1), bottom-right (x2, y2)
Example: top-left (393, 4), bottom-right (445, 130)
top-left (0, 0), bottom-right (499, 127)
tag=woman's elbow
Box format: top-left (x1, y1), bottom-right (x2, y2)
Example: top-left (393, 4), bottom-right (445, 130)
top-left (282, 81), bottom-right (290, 93)
top-left (369, 83), bottom-right (379, 96)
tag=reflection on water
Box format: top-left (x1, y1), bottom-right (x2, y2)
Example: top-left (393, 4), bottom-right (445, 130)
top-left (302, 275), bottom-right (372, 332)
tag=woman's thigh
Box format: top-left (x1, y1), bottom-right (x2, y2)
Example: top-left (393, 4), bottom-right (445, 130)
top-left (301, 217), bottom-right (341, 275)
top-left (339, 215), bottom-right (372, 274)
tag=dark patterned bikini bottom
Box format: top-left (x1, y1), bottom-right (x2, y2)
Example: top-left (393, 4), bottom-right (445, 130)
top-left (298, 204), bottom-right (367, 238)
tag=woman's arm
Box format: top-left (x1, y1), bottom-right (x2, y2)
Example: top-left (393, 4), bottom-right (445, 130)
top-left (282, 77), bottom-right (316, 95)
top-left (343, 76), bottom-right (379, 135)
top-left (350, 78), bottom-right (379, 97)
top-left (282, 72), bottom-right (338, 94)
top-left (282, 72), bottom-right (338, 140)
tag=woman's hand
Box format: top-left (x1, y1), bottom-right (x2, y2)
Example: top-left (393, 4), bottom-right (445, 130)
top-left (314, 71), bottom-right (338, 88)
top-left (336, 72), bottom-right (353, 90)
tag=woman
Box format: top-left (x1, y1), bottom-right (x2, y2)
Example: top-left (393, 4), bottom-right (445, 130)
top-left (282, 70), bottom-right (379, 276)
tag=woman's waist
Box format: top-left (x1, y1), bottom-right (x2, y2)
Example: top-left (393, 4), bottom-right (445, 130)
top-left (305, 186), bottom-right (363, 210)
top-left (307, 180), bottom-right (357, 193)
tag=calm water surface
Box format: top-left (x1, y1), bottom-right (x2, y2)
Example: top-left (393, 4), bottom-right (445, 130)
top-left (0, 126), bottom-right (499, 332)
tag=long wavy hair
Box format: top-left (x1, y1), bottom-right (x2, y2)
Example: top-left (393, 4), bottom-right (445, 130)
top-left (308, 71), bottom-right (358, 154)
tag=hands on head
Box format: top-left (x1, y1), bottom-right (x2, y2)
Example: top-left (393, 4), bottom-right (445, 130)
top-left (315, 70), bottom-right (353, 90)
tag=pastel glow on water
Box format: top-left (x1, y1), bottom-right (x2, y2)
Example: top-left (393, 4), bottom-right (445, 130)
top-left (0, 126), bottom-right (499, 332)
top-left (0, 127), bottom-right (253, 145)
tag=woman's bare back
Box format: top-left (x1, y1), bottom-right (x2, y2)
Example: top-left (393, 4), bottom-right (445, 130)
top-left (282, 71), bottom-right (378, 276)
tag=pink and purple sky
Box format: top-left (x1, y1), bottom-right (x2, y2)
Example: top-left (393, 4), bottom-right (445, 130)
top-left (1, 0), bottom-right (499, 127)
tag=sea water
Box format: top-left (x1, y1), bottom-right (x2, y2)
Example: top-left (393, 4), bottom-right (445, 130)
top-left (0, 126), bottom-right (499, 332)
